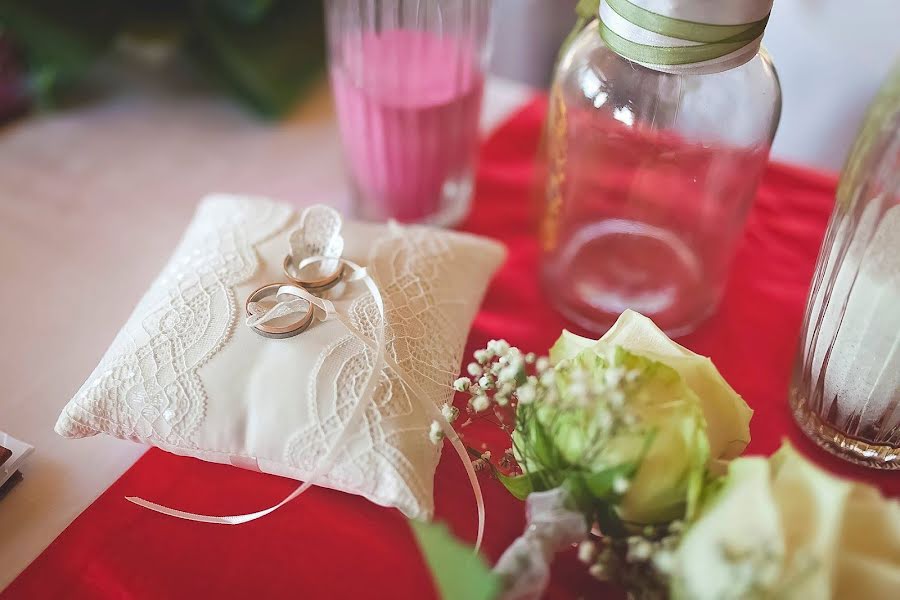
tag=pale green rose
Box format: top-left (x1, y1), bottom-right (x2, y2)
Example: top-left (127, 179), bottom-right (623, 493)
top-left (515, 345), bottom-right (709, 525)
top-left (550, 310), bottom-right (752, 465)
top-left (671, 443), bottom-right (900, 600)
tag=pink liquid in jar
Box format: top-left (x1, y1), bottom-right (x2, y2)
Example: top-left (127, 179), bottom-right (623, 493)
top-left (331, 29), bottom-right (485, 223)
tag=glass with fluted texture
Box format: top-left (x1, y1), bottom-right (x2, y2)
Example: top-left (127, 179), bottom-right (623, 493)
top-left (791, 69), bottom-right (900, 469)
top-left (326, 0), bottom-right (492, 226)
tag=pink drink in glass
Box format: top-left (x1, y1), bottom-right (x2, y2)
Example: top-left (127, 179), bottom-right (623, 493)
top-left (331, 29), bottom-right (485, 224)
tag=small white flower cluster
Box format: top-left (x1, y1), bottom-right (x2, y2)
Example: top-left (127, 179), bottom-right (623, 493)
top-left (471, 450), bottom-right (492, 472)
top-left (565, 349), bottom-right (642, 409)
top-left (717, 539), bottom-right (786, 597)
top-left (432, 341), bottom-right (649, 479)
top-left (577, 521), bottom-right (684, 590)
top-left (548, 351), bottom-right (645, 448)
top-left (451, 339), bottom-right (544, 417)
top-left (428, 403), bottom-right (461, 445)
top-left (624, 524), bottom-right (681, 576)
top-left (612, 475), bottom-right (630, 495)
top-left (428, 340), bottom-right (546, 470)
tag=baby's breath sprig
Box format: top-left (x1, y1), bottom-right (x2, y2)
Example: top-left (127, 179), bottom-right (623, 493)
top-left (430, 340), bottom-right (547, 477)
top-left (577, 520), bottom-right (685, 599)
top-left (448, 339), bottom-right (544, 433)
top-left (433, 340), bottom-right (648, 482)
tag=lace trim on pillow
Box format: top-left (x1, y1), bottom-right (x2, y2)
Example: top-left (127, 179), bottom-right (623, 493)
top-left (56, 197), bottom-right (293, 447)
top-left (284, 227), bottom-right (473, 518)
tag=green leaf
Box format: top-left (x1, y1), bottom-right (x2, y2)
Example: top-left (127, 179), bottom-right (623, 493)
top-left (497, 472), bottom-right (534, 501)
top-left (594, 502), bottom-right (628, 538)
top-left (186, 0), bottom-right (325, 118)
top-left (581, 463), bottom-right (635, 498)
top-left (530, 414), bottom-right (561, 471)
top-left (562, 472), bottom-right (594, 515)
top-left (684, 427), bottom-right (709, 521)
top-left (409, 520), bottom-right (500, 600)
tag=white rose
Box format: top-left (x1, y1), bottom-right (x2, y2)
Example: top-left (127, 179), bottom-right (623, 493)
top-left (672, 443), bottom-right (900, 599)
top-left (550, 310), bottom-right (752, 465)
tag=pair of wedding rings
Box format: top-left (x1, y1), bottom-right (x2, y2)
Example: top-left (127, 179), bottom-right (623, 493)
top-left (245, 256), bottom-right (345, 339)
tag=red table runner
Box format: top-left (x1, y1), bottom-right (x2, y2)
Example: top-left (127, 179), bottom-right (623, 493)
top-left (5, 97), bottom-right (897, 600)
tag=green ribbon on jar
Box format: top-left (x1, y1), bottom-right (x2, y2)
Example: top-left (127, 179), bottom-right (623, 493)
top-left (596, 0), bottom-right (774, 75)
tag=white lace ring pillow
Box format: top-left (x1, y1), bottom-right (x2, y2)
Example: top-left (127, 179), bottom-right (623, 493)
top-left (55, 195), bottom-right (506, 519)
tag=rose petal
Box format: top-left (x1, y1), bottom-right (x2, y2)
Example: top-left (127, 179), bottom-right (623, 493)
top-left (552, 310), bottom-right (752, 461)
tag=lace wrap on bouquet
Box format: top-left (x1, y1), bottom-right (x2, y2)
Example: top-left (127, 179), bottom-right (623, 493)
top-left (56, 197), bottom-right (293, 446)
top-left (494, 488), bottom-right (588, 600)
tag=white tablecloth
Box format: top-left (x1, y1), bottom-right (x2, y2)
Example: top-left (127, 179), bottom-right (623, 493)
top-left (0, 67), bottom-right (532, 590)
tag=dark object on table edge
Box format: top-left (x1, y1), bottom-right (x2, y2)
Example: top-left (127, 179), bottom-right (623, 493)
top-left (0, 444), bottom-right (11, 467)
top-left (0, 470), bottom-right (23, 500)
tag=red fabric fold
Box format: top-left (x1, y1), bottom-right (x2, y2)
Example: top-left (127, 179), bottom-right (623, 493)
top-left (4, 96), bottom-right (895, 600)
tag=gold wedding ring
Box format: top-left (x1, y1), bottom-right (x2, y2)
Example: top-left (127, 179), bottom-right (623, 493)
top-left (245, 283), bottom-right (314, 339)
top-left (283, 255), bottom-right (345, 292)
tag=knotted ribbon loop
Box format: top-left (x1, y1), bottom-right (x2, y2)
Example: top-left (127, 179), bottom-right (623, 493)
top-left (493, 488), bottom-right (587, 600)
top-left (127, 255), bottom-right (485, 550)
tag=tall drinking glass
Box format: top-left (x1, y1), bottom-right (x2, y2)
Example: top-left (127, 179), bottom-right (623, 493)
top-left (326, 0), bottom-right (492, 226)
top-left (791, 68), bottom-right (900, 469)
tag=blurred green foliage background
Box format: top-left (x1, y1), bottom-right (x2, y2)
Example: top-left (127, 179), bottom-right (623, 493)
top-left (0, 0), bottom-right (326, 119)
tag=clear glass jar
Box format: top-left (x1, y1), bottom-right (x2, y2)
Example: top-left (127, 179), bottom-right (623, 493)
top-left (791, 69), bottom-right (900, 469)
top-left (539, 20), bottom-right (781, 336)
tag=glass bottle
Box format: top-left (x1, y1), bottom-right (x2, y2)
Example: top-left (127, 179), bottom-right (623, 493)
top-left (539, 16), bottom-right (781, 336)
top-left (791, 67), bottom-right (900, 469)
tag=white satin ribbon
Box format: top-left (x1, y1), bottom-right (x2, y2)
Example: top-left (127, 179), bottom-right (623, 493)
top-left (127, 254), bottom-right (485, 550)
top-left (493, 488), bottom-right (587, 600)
